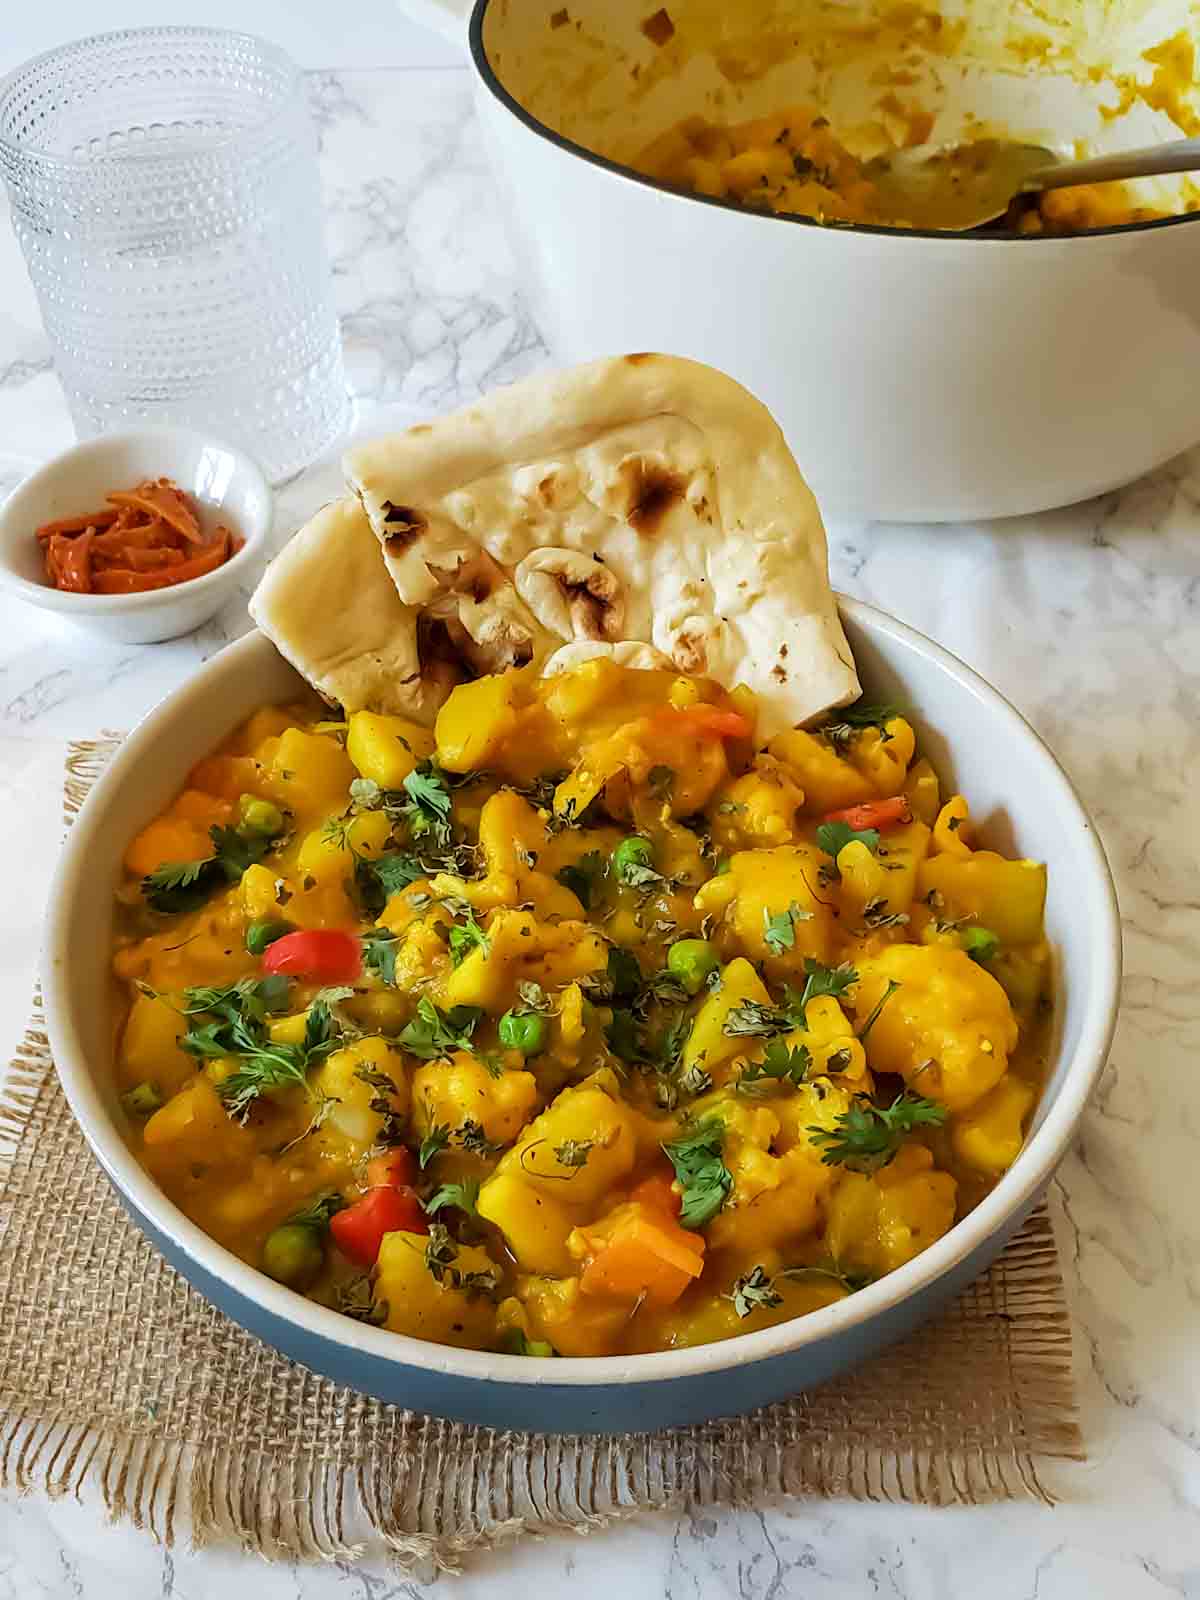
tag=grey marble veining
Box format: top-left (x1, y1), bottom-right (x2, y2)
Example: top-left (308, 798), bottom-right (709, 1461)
top-left (0, 63), bottom-right (1199, 1599)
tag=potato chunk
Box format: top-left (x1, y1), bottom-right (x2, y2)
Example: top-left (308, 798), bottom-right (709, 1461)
top-left (439, 908), bottom-right (607, 1012)
top-left (680, 957), bottom-right (771, 1083)
top-left (311, 1036), bottom-right (409, 1146)
top-left (952, 1073), bottom-right (1035, 1174)
top-left (346, 710), bottom-right (434, 789)
top-left (376, 1231), bottom-right (498, 1348)
top-left (118, 992), bottom-right (193, 1096)
top-left (917, 850), bottom-right (1047, 947)
top-left (694, 845), bottom-right (835, 974)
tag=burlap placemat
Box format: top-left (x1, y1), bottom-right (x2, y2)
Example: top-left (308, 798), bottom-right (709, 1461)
top-left (0, 739), bottom-right (1083, 1569)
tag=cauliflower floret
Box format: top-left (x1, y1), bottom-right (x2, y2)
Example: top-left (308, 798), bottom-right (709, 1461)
top-left (851, 945), bottom-right (1017, 1112)
top-left (411, 1050), bottom-right (539, 1149)
top-left (711, 756), bottom-right (805, 850)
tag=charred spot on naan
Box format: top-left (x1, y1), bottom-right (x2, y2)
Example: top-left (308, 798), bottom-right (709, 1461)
top-left (616, 457), bottom-right (688, 536)
top-left (381, 501), bottom-right (427, 552)
top-left (515, 549), bottom-right (625, 643)
top-left (445, 548), bottom-right (507, 606)
top-left (412, 613), bottom-right (477, 704)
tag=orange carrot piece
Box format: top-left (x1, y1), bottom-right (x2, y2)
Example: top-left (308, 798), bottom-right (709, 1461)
top-left (630, 1172), bottom-right (683, 1220)
top-left (108, 478), bottom-right (201, 542)
top-left (49, 529), bottom-right (94, 592)
top-left (91, 531), bottom-right (229, 593)
top-left (578, 1213), bottom-right (705, 1307)
top-left (35, 508), bottom-right (119, 540)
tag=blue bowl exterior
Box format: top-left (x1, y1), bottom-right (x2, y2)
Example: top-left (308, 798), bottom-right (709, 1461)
top-left (115, 1179), bottom-right (1042, 1434)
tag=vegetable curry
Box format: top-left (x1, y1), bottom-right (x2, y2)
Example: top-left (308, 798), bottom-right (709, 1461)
top-left (112, 660), bottom-right (1050, 1357)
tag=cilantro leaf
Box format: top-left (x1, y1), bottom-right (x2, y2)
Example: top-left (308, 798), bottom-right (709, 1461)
top-left (142, 821), bottom-right (277, 913)
top-left (418, 1123), bottom-right (452, 1168)
top-left (556, 850), bottom-right (606, 910)
top-left (728, 1264), bottom-right (784, 1318)
top-left (399, 997), bottom-right (483, 1060)
top-left (458, 1119), bottom-right (504, 1158)
top-left (662, 1117), bottom-right (733, 1229)
top-left (722, 999), bottom-right (800, 1039)
top-left (727, 1260), bottom-right (871, 1318)
top-left (362, 928), bottom-right (399, 986)
top-left (795, 958), bottom-right (859, 1013)
top-left (736, 1039), bottom-right (812, 1095)
top-left (423, 1222), bottom-right (502, 1299)
top-left (762, 900), bottom-right (811, 956)
top-left (447, 908), bottom-right (490, 967)
top-left (285, 1191), bottom-right (347, 1231)
top-left (808, 1091), bottom-right (945, 1174)
top-left (554, 1139), bottom-right (594, 1169)
top-left (355, 850), bottom-right (427, 914)
top-left (398, 763), bottom-right (454, 847)
top-left (425, 1177), bottom-right (481, 1217)
top-left (819, 702), bottom-right (903, 750)
top-left (815, 820), bottom-right (881, 868)
top-left (177, 979), bottom-right (340, 1121)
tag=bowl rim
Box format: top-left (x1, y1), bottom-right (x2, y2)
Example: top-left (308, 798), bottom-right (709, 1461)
top-left (41, 596), bottom-right (1122, 1389)
top-left (0, 424), bottom-right (272, 613)
top-left (467, 0), bottom-right (1200, 246)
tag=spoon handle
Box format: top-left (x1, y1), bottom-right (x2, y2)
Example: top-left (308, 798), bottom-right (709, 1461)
top-left (1023, 137), bottom-right (1200, 193)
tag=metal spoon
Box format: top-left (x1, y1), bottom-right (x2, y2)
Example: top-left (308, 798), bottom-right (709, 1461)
top-left (866, 136), bottom-right (1200, 232)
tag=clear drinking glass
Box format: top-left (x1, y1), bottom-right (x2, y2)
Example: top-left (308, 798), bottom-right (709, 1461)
top-left (0, 27), bottom-right (351, 483)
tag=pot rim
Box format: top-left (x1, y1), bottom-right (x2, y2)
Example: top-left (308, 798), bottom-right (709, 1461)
top-left (467, 0), bottom-right (1200, 245)
top-left (42, 595), bottom-right (1122, 1392)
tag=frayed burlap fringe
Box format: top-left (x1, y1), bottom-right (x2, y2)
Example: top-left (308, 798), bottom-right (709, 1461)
top-left (0, 740), bottom-right (1083, 1570)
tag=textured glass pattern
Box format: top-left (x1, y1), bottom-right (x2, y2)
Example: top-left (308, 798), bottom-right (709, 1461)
top-left (0, 27), bottom-right (351, 482)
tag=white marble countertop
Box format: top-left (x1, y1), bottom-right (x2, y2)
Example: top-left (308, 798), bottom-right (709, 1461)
top-left (1, 62), bottom-right (1199, 1600)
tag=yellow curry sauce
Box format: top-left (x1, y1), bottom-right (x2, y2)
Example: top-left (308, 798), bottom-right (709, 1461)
top-left (112, 660), bottom-right (1049, 1357)
top-left (636, 105), bottom-right (1176, 233)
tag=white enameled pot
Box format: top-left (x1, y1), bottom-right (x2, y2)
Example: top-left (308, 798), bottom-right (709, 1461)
top-left (401, 0), bottom-right (1200, 523)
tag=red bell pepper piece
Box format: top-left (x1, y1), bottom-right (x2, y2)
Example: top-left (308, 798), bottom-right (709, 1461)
top-left (820, 796), bottom-right (912, 831)
top-left (261, 928), bottom-right (363, 983)
top-left (330, 1185), bottom-right (428, 1266)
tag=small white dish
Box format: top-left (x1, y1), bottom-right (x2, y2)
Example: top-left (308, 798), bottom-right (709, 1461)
top-left (0, 427), bottom-right (272, 644)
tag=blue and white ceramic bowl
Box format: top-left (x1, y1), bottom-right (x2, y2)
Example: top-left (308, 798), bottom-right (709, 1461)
top-left (41, 600), bottom-right (1121, 1433)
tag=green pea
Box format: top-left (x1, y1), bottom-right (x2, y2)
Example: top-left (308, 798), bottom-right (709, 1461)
top-left (239, 794), bottom-right (284, 837)
top-left (667, 938), bottom-right (720, 995)
top-left (613, 834), bottom-right (654, 883)
top-left (120, 1083), bottom-right (163, 1119)
top-left (262, 1223), bottom-right (324, 1291)
top-left (962, 926), bottom-right (1000, 964)
top-left (498, 1010), bottom-right (548, 1056)
top-left (245, 918), bottom-right (292, 955)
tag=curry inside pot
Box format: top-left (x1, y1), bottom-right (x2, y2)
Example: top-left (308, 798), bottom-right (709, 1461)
top-left (481, 0), bottom-right (1200, 231)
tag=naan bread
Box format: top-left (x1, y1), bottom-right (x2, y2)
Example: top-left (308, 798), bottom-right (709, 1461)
top-left (343, 354), bottom-right (859, 735)
top-left (248, 499), bottom-right (457, 720)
